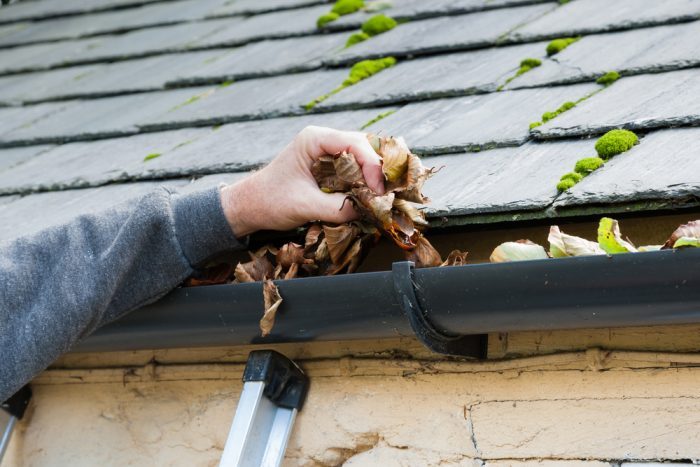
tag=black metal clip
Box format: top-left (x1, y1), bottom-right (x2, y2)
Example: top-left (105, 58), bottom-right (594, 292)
top-left (392, 261), bottom-right (487, 359)
top-left (243, 350), bottom-right (309, 411)
top-left (1, 385), bottom-right (32, 420)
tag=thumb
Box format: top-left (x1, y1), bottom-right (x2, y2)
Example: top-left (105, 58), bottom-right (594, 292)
top-left (311, 191), bottom-right (359, 224)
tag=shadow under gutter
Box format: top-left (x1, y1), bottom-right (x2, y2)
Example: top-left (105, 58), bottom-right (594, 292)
top-left (77, 249), bottom-right (700, 358)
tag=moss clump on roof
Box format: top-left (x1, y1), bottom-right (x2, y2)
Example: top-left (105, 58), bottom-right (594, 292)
top-left (529, 121), bottom-right (542, 130)
top-left (317, 0), bottom-right (365, 29)
top-left (360, 109), bottom-right (396, 130)
top-left (499, 57), bottom-right (542, 89)
top-left (595, 129), bottom-right (639, 159)
top-left (331, 0), bottom-right (364, 15)
top-left (317, 12), bottom-right (340, 28)
top-left (546, 37), bottom-right (579, 56)
top-left (596, 71), bottom-right (620, 86)
top-left (143, 152), bottom-right (162, 162)
top-left (561, 171), bottom-right (583, 183)
top-left (574, 157), bottom-right (604, 174)
top-left (542, 101), bottom-right (576, 122)
top-left (344, 57), bottom-right (396, 85)
top-left (361, 14), bottom-right (397, 36)
top-left (556, 177), bottom-right (577, 192)
top-left (345, 31), bottom-right (370, 47)
top-left (305, 57), bottom-right (397, 110)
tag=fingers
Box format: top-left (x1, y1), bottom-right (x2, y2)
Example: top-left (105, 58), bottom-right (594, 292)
top-left (311, 191), bottom-right (359, 224)
top-left (300, 126), bottom-right (385, 195)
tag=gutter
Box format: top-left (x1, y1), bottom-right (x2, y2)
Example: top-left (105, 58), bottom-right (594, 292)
top-left (78, 249), bottom-right (700, 358)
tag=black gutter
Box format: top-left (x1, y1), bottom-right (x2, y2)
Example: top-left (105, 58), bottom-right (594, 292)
top-left (78, 249), bottom-right (700, 358)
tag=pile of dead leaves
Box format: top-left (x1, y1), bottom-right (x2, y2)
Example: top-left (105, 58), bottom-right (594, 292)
top-left (185, 134), bottom-right (467, 336)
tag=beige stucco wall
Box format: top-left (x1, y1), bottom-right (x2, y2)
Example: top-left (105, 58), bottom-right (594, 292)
top-left (5, 327), bottom-right (700, 466)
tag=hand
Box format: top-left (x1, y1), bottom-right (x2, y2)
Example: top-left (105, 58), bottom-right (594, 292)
top-left (221, 126), bottom-right (384, 237)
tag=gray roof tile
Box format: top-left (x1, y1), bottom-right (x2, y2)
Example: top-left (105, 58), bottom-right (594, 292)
top-left (326, 3), bottom-right (557, 64)
top-left (533, 68), bottom-right (700, 138)
top-left (0, 145), bottom-right (53, 172)
top-left (206, 0), bottom-right (326, 17)
top-left (328, 0), bottom-right (552, 28)
top-left (365, 83), bottom-right (599, 154)
top-left (140, 70), bottom-right (349, 130)
top-left (422, 139), bottom-right (591, 217)
top-left (553, 128), bottom-right (700, 209)
top-left (317, 42), bottom-right (549, 109)
top-left (0, 87), bottom-right (214, 145)
top-left (0, 109), bottom-right (388, 193)
top-left (0, 0), bottom-right (228, 47)
top-left (511, 0), bottom-right (700, 40)
top-left (0, 0), bottom-right (163, 24)
top-left (506, 21), bottom-right (700, 89)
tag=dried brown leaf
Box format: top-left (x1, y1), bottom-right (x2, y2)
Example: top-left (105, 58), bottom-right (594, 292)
top-left (184, 263), bottom-right (234, 286)
top-left (405, 235), bottom-right (442, 268)
top-left (284, 262), bottom-right (299, 280)
top-left (441, 250), bottom-right (468, 267)
top-left (334, 151), bottom-right (365, 185)
top-left (396, 154), bottom-right (433, 203)
top-left (323, 224), bottom-right (360, 264)
top-left (393, 198), bottom-right (428, 227)
top-left (260, 279), bottom-right (283, 337)
top-left (304, 223), bottom-right (323, 251)
top-left (662, 220), bottom-right (700, 249)
top-left (327, 238), bottom-right (362, 275)
top-left (311, 155), bottom-right (351, 193)
top-left (548, 226), bottom-right (604, 257)
top-left (379, 136), bottom-right (410, 182)
top-left (234, 251), bottom-right (275, 283)
top-left (276, 242), bottom-right (310, 268)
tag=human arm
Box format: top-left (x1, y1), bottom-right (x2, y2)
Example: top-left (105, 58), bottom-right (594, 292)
top-left (0, 126), bottom-right (383, 401)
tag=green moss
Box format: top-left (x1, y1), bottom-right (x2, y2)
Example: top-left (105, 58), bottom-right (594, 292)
top-left (360, 110), bottom-right (396, 130)
top-left (557, 178), bottom-right (577, 192)
top-left (219, 80), bottom-right (234, 88)
top-left (560, 172), bottom-right (583, 183)
top-left (500, 57), bottom-right (542, 88)
top-left (596, 71), bottom-right (620, 86)
top-left (143, 153), bottom-right (162, 162)
top-left (317, 12), bottom-right (339, 28)
top-left (305, 57), bottom-right (397, 110)
top-left (343, 56), bottom-right (396, 85)
top-left (361, 14), bottom-right (397, 36)
top-left (574, 157), bottom-right (604, 174)
top-left (594, 129), bottom-right (639, 159)
top-left (540, 101), bottom-right (576, 123)
top-left (529, 121), bottom-right (543, 130)
top-left (520, 58), bottom-right (542, 69)
top-left (331, 0), bottom-right (364, 15)
top-left (546, 37), bottom-right (579, 56)
top-left (345, 31), bottom-right (370, 47)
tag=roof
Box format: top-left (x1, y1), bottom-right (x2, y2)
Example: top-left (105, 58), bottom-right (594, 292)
top-left (0, 0), bottom-right (699, 243)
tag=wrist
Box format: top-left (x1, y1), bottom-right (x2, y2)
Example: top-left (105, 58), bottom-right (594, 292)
top-left (221, 179), bottom-right (257, 238)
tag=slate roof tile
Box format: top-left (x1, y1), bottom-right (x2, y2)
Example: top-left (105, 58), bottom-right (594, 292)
top-left (533, 68), bottom-right (700, 138)
top-left (510, 0), bottom-right (700, 40)
top-left (0, 0), bottom-right (163, 24)
top-left (0, 145), bottom-right (53, 172)
top-left (505, 21), bottom-right (700, 89)
top-left (423, 139), bottom-right (592, 219)
top-left (316, 42), bottom-right (550, 109)
top-left (327, 0), bottom-right (552, 28)
top-left (327, 3), bottom-right (556, 64)
top-left (364, 83), bottom-right (599, 154)
top-left (553, 128), bottom-right (700, 209)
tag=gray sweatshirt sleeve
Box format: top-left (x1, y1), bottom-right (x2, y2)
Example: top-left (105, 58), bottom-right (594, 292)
top-left (0, 185), bottom-right (245, 401)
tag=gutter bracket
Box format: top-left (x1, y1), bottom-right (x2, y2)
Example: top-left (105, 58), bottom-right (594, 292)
top-left (392, 261), bottom-right (487, 359)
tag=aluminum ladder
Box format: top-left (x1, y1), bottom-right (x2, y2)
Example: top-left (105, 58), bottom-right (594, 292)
top-left (0, 385), bottom-right (31, 465)
top-left (219, 350), bottom-right (309, 467)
